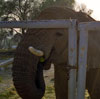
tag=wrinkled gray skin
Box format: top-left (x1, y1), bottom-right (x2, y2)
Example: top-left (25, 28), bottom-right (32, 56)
top-left (12, 7), bottom-right (100, 99)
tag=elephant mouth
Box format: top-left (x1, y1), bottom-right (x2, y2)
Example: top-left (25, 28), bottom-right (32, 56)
top-left (35, 48), bottom-right (54, 91)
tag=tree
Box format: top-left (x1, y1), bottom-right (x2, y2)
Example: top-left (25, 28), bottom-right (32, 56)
top-left (55, 0), bottom-right (75, 8)
top-left (40, 0), bottom-right (75, 11)
top-left (0, 0), bottom-right (75, 34)
top-left (9, 0), bottom-right (41, 35)
top-left (0, 0), bottom-right (76, 49)
top-left (10, 0), bottom-right (40, 21)
top-left (0, 0), bottom-right (16, 49)
top-left (0, 0), bottom-right (75, 36)
top-left (0, 0), bottom-right (41, 48)
top-left (74, 3), bottom-right (93, 15)
top-left (0, 0), bottom-right (41, 20)
top-left (0, 0), bottom-right (16, 20)
top-left (0, 0), bottom-right (41, 35)
top-left (39, 0), bottom-right (55, 11)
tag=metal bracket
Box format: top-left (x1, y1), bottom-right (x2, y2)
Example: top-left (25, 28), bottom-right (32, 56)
top-left (66, 65), bottom-right (77, 80)
top-left (67, 65), bottom-right (78, 70)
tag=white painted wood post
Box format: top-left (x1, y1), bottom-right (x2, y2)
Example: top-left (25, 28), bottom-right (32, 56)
top-left (77, 29), bottom-right (88, 99)
top-left (68, 20), bottom-right (77, 99)
top-left (77, 21), bottom-right (100, 99)
top-left (0, 20), bottom-right (71, 28)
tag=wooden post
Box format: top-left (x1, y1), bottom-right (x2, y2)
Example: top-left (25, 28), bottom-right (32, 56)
top-left (68, 20), bottom-right (77, 99)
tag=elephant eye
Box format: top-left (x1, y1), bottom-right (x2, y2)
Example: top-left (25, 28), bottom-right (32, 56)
top-left (56, 32), bottom-right (63, 37)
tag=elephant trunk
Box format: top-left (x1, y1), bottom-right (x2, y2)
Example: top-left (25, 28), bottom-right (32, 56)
top-left (12, 48), bottom-right (45, 99)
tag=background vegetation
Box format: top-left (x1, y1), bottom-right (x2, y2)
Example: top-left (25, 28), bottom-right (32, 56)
top-left (0, 0), bottom-right (75, 49)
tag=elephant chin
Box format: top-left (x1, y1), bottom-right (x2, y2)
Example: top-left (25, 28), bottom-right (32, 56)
top-left (12, 51), bottom-right (45, 99)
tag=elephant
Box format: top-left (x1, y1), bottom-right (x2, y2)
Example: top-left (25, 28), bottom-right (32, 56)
top-left (12, 7), bottom-right (100, 99)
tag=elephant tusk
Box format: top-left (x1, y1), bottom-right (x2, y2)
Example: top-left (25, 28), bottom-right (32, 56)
top-left (28, 46), bottom-right (44, 56)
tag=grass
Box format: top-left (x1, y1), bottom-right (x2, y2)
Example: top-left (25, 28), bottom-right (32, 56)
top-left (0, 49), bottom-right (15, 53)
top-left (0, 76), bottom-right (2, 83)
top-left (0, 64), bottom-right (90, 99)
top-left (0, 86), bottom-right (20, 99)
top-left (43, 85), bottom-right (55, 99)
top-left (0, 85), bottom-right (55, 99)
top-left (0, 85), bottom-right (90, 99)
top-left (0, 49), bottom-right (15, 60)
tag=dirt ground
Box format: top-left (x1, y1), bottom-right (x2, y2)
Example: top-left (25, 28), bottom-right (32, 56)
top-left (0, 64), bottom-right (90, 99)
top-left (0, 64), bottom-right (54, 93)
top-left (0, 66), bottom-right (13, 93)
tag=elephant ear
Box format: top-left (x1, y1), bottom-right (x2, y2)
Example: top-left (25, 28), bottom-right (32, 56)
top-left (87, 30), bottom-right (100, 69)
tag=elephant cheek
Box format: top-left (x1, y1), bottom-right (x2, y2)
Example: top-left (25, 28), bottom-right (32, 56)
top-left (12, 54), bottom-right (45, 99)
top-left (53, 48), bottom-right (68, 65)
top-left (43, 62), bottom-right (51, 70)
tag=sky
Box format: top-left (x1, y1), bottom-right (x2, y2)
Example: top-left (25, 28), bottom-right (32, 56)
top-left (75, 0), bottom-right (100, 20)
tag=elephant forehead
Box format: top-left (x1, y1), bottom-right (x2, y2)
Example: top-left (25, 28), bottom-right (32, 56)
top-left (38, 7), bottom-right (77, 20)
top-left (54, 30), bottom-right (68, 54)
top-left (26, 29), bottom-right (55, 45)
top-left (27, 28), bottom-right (68, 46)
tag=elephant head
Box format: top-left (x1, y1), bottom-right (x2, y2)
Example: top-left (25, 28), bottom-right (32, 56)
top-left (12, 7), bottom-right (99, 99)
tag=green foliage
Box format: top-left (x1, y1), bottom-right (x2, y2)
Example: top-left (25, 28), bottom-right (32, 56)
top-left (40, 0), bottom-right (75, 11)
top-left (10, 0), bottom-right (41, 20)
top-left (0, 0), bottom-right (41, 35)
top-left (43, 85), bottom-right (55, 99)
top-left (0, 85), bottom-right (90, 99)
top-left (0, 0), bottom-right (75, 21)
top-left (0, 49), bottom-right (15, 52)
top-left (0, 86), bottom-right (20, 99)
top-left (0, 29), bottom-right (7, 40)
top-left (40, 0), bottom-right (55, 11)
top-left (0, 85), bottom-right (55, 99)
top-left (0, 76), bottom-right (2, 83)
top-left (0, 0), bottom-right (15, 20)
top-left (0, 0), bottom-right (75, 37)
top-left (55, 0), bottom-right (75, 8)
